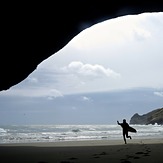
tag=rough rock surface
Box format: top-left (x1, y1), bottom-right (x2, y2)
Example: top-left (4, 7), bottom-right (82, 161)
top-left (130, 107), bottom-right (163, 125)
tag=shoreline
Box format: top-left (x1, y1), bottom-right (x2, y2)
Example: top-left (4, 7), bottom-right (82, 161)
top-left (1, 137), bottom-right (163, 147)
top-left (0, 138), bottom-right (163, 163)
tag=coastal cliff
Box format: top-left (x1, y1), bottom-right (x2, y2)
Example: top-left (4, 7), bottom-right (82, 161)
top-left (130, 107), bottom-right (163, 125)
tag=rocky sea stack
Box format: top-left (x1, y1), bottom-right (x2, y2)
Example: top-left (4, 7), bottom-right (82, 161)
top-left (130, 107), bottom-right (163, 125)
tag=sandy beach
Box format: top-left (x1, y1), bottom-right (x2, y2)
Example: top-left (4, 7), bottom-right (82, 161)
top-left (0, 138), bottom-right (163, 163)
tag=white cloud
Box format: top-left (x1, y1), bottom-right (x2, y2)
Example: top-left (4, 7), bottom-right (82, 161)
top-left (62, 61), bottom-right (120, 79)
top-left (27, 77), bottom-right (38, 83)
top-left (69, 13), bottom-right (160, 50)
top-left (132, 27), bottom-right (151, 41)
top-left (0, 87), bottom-right (63, 98)
top-left (47, 89), bottom-right (64, 99)
top-left (81, 96), bottom-right (91, 101)
top-left (154, 92), bottom-right (163, 97)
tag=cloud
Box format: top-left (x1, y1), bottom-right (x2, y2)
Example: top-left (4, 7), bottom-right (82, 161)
top-left (69, 13), bottom-right (161, 50)
top-left (47, 89), bottom-right (64, 100)
top-left (62, 61), bottom-right (120, 79)
top-left (27, 77), bottom-right (38, 83)
top-left (81, 96), bottom-right (91, 101)
top-left (0, 87), bottom-right (63, 98)
top-left (132, 27), bottom-right (151, 41)
top-left (154, 91), bottom-right (163, 97)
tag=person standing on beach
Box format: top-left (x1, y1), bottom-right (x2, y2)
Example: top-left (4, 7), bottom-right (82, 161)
top-left (117, 119), bottom-right (132, 144)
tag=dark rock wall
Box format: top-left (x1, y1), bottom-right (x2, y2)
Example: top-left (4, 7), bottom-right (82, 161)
top-left (1, 1), bottom-right (163, 91)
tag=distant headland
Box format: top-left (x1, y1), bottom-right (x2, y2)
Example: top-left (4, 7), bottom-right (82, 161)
top-left (130, 107), bottom-right (163, 125)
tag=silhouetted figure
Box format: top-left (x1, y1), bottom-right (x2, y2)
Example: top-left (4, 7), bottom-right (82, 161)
top-left (117, 119), bottom-right (132, 144)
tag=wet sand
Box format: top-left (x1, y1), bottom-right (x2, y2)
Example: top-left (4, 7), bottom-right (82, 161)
top-left (0, 138), bottom-right (163, 163)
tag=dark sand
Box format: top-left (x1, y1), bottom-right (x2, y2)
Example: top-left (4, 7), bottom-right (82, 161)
top-left (0, 138), bottom-right (163, 163)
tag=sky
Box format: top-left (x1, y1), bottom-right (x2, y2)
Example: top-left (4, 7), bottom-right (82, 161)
top-left (0, 12), bottom-right (163, 125)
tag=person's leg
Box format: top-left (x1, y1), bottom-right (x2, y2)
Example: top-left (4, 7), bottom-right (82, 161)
top-left (126, 132), bottom-right (132, 139)
top-left (123, 133), bottom-right (127, 144)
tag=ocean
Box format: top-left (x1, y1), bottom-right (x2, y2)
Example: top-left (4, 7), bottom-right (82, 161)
top-left (0, 124), bottom-right (163, 144)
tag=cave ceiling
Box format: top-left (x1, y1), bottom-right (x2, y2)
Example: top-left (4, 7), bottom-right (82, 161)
top-left (1, 1), bottom-right (163, 91)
